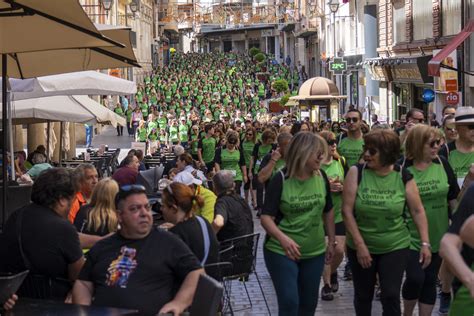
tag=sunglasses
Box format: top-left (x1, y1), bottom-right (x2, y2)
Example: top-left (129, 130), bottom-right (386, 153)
top-left (364, 146), bottom-right (378, 156)
top-left (429, 139), bottom-right (442, 148)
top-left (246, 133), bottom-right (253, 136)
top-left (326, 139), bottom-right (337, 146)
top-left (345, 117), bottom-right (359, 124)
top-left (115, 185), bottom-right (147, 209)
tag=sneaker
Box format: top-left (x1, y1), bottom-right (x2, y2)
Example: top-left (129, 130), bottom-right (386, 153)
top-left (439, 292), bottom-right (451, 314)
top-left (343, 262), bottom-right (352, 281)
top-left (330, 272), bottom-right (339, 293)
top-left (321, 284), bottom-right (334, 301)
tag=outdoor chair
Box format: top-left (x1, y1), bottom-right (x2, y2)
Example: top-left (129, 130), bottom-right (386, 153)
top-left (218, 232), bottom-right (270, 315)
top-left (204, 262), bottom-right (233, 314)
top-left (188, 274), bottom-right (223, 316)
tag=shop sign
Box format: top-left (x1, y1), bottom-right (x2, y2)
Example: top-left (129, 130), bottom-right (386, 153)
top-left (446, 91), bottom-right (460, 105)
top-left (367, 65), bottom-right (392, 81)
top-left (445, 79), bottom-right (458, 92)
top-left (109, 68), bottom-right (121, 78)
top-left (391, 67), bottom-right (423, 82)
top-left (329, 58), bottom-right (347, 75)
top-left (434, 50), bottom-right (457, 92)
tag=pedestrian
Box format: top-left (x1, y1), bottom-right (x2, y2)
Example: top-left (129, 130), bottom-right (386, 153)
top-left (342, 129), bottom-right (431, 316)
top-left (261, 132), bottom-right (335, 315)
top-left (401, 125), bottom-right (459, 316)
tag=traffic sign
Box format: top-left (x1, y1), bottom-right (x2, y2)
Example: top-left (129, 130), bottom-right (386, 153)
top-left (329, 58), bottom-right (347, 75)
top-left (446, 91), bottom-right (460, 105)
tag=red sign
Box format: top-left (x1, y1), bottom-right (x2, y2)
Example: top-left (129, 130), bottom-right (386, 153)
top-left (445, 79), bottom-right (458, 92)
top-left (446, 92), bottom-right (460, 105)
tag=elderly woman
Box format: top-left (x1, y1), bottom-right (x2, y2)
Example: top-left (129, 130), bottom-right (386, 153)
top-left (401, 125), bottom-right (459, 316)
top-left (211, 170), bottom-right (254, 241)
top-left (261, 132), bottom-right (335, 315)
top-left (342, 129), bottom-right (431, 316)
top-left (175, 153), bottom-right (206, 184)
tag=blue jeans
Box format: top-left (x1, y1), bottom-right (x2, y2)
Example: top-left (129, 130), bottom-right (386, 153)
top-left (264, 247), bottom-right (325, 316)
top-left (85, 125), bottom-right (93, 147)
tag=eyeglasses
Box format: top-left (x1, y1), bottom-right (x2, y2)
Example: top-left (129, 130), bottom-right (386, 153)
top-left (326, 139), bottom-right (337, 146)
top-left (345, 117), bottom-right (359, 124)
top-left (429, 139), bottom-right (442, 148)
top-left (364, 146), bottom-right (378, 156)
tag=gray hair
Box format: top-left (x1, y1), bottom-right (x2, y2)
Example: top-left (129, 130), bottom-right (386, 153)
top-left (32, 152), bottom-right (46, 164)
top-left (74, 163), bottom-right (96, 183)
top-left (212, 171), bottom-right (235, 195)
top-left (277, 132), bottom-right (293, 146)
top-left (174, 145), bottom-right (185, 156)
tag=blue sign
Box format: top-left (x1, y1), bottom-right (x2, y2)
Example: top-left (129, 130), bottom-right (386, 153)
top-left (271, 59), bottom-right (279, 65)
top-left (227, 60), bottom-right (236, 66)
top-left (422, 89), bottom-right (435, 103)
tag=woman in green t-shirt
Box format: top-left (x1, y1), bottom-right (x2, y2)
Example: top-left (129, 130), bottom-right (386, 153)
top-left (261, 132), bottom-right (335, 316)
top-left (319, 131), bottom-right (348, 301)
top-left (401, 125), bottom-right (459, 316)
top-left (241, 127), bottom-right (258, 209)
top-left (342, 129), bottom-right (431, 316)
top-left (114, 103), bottom-right (125, 136)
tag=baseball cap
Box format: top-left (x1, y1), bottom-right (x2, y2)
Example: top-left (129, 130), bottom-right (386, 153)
top-left (173, 171), bottom-right (202, 186)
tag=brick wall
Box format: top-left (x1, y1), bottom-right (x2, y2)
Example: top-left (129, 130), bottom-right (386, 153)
top-left (379, 0), bottom-right (387, 49)
top-left (405, 0), bottom-right (412, 43)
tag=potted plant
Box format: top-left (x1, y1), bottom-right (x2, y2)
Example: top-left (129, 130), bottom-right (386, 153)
top-left (249, 47), bottom-right (261, 58)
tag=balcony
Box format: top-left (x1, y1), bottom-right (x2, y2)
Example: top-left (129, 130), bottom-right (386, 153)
top-left (295, 17), bottom-right (318, 38)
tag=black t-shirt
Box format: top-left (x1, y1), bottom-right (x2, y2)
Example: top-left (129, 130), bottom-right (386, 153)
top-left (0, 203), bottom-right (82, 279)
top-left (78, 229), bottom-right (201, 316)
top-left (169, 216), bottom-right (219, 265)
top-left (448, 184), bottom-right (474, 293)
top-left (214, 194), bottom-right (254, 242)
top-left (74, 204), bottom-right (113, 237)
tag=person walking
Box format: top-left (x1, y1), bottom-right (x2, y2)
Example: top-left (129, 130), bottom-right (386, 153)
top-left (342, 129), bottom-right (431, 316)
top-left (401, 125), bottom-right (459, 316)
top-left (261, 132), bottom-right (335, 316)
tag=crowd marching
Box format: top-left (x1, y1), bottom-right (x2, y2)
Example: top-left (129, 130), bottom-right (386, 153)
top-left (1, 52), bottom-right (473, 316)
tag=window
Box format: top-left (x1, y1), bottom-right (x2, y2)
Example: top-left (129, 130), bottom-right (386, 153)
top-left (412, 0), bottom-right (433, 40)
top-left (442, 0), bottom-right (461, 36)
top-left (392, 2), bottom-right (406, 44)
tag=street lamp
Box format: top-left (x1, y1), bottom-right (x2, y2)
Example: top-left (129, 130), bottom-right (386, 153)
top-left (100, 0), bottom-right (114, 14)
top-left (328, 0), bottom-right (339, 58)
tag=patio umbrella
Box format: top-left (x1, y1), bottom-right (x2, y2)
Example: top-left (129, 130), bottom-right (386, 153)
top-left (0, 0), bottom-right (131, 230)
top-left (5, 71), bottom-right (137, 101)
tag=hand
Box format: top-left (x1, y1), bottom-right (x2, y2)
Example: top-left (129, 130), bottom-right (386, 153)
top-left (243, 175), bottom-right (248, 185)
top-left (325, 243), bottom-right (335, 264)
top-left (3, 294), bottom-right (18, 310)
top-left (248, 173), bottom-right (253, 181)
top-left (158, 300), bottom-right (187, 316)
top-left (271, 149), bottom-right (281, 162)
top-left (419, 246), bottom-right (432, 269)
top-left (159, 222), bottom-right (175, 230)
top-left (279, 234), bottom-right (301, 261)
top-left (356, 243), bottom-right (373, 269)
top-left (329, 180), bottom-right (343, 193)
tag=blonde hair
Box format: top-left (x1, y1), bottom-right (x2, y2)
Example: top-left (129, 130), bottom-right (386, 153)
top-left (405, 124), bottom-right (442, 161)
top-left (285, 132), bottom-right (328, 178)
top-left (87, 178), bottom-right (119, 233)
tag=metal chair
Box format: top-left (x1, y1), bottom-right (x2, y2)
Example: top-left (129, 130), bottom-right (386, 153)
top-left (218, 232), bottom-right (270, 315)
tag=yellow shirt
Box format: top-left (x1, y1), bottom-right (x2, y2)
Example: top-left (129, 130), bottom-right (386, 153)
top-left (195, 185), bottom-right (216, 223)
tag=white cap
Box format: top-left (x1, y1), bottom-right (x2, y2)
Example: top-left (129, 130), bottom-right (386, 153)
top-left (173, 171), bottom-right (202, 186)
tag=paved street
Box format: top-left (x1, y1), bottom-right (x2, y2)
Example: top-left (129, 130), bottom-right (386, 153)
top-left (86, 127), bottom-right (442, 316)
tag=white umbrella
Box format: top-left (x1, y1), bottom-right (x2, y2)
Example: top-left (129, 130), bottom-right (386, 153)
top-left (5, 71), bottom-right (137, 101)
top-left (72, 95), bottom-right (126, 128)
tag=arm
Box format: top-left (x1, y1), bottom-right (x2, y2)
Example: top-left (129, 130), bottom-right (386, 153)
top-left (72, 280), bottom-right (94, 305)
top-left (258, 155), bottom-right (277, 184)
top-left (68, 257), bottom-right (85, 281)
top-left (405, 179), bottom-right (432, 268)
top-left (158, 268), bottom-right (205, 315)
top-left (460, 215), bottom-right (474, 248)
top-left (261, 215), bottom-right (301, 261)
top-left (341, 166), bottom-right (372, 268)
top-left (78, 232), bottom-right (105, 249)
top-left (323, 209), bottom-right (335, 264)
top-left (212, 214), bottom-right (224, 233)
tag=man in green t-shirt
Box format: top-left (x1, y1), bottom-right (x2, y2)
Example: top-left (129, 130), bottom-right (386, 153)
top-left (338, 109), bottom-right (364, 167)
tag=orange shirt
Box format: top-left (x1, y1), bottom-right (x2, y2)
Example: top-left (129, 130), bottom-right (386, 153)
top-left (68, 192), bottom-right (86, 224)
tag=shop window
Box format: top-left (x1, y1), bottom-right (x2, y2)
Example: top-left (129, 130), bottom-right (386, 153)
top-left (412, 0), bottom-right (433, 40)
top-left (442, 0), bottom-right (462, 36)
top-left (392, 1), bottom-right (406, 44)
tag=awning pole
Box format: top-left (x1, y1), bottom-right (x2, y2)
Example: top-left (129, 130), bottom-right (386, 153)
top-left (2, 53), bottom-right (8, 232)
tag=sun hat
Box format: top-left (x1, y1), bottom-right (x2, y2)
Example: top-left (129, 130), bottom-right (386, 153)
top-left (173, 171), bottom-right (202, 186)
top-left (455, 107), bottom-right (474, 125)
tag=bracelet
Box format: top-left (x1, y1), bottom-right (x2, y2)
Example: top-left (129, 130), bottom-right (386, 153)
top-left (271, 159), bottom-right (278, 163)
top-left (421, 242), bottom-right (432, 249)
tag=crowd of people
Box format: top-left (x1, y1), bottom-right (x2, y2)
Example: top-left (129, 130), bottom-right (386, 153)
top-left (0, 51), bottom-right (473, 316)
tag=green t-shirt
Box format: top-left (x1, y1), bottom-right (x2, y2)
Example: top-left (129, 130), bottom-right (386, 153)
top-left (346, 165), bottom-right (410, 254)
top-left (449, 263), bottom-right (474, 316)
top-left (114, 107), bottom-right (124, 116)
top-left (338, 137), bottom-right (364, 167)
top-left (448, 149), bottom-right (474, 187)
top-left (264, 171), bottom-right (331, 259)
top-left (254, 144), bottom-right (273, 173)
top-left (169, 126), bottom-right (179, 142)
top-left (242, 140), bottom-right (255, 167)
top-left (200, 137), bottom-right (216, 163)
top-left (137, 127), bottom-right (147, 142)
top-left (217, 148), bottom-right (244, 181)
top-left (157, 117), bottom-right (167, 130)
top-left (125, 108), bottom-right (133, 121)
top-left (321, 158), bottom-right (345, 224)
top-left (191, 134), bottom-right (199, 155)
top-left (179, 124), bottom-right (189, 141)
top-left (406, 161), bottom-right (450, 252)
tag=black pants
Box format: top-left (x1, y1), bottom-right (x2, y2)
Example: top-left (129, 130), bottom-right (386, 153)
top-left (347, 247), bottom-right (410, 316)
top-left (116, 126), bottom-right (123, 136)
top-left (256, 180), bottom-right (264, 209)
top-left (402, 250), bottom-right (441, 305)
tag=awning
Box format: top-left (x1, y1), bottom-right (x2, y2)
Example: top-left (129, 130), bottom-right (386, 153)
top-left (428, 19), bottom-right (474, 76)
